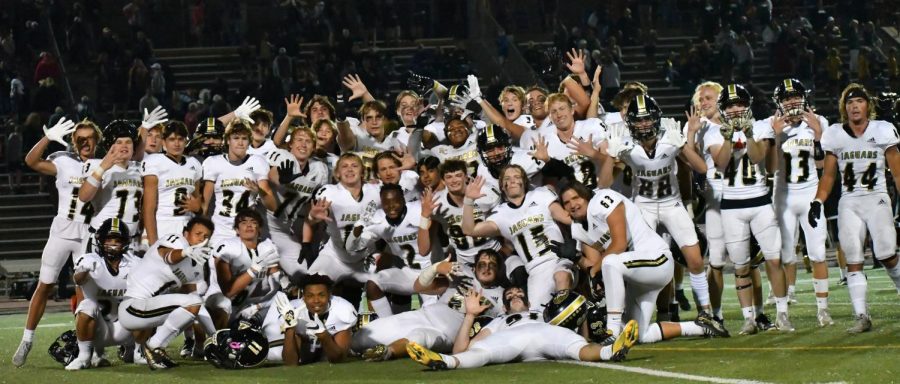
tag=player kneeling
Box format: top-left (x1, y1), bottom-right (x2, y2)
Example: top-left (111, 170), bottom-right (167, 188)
top-left (56, 218), bottom-right (135, 370)
top-left (118, 217), bottom-right (215, 370)
top-left (261, 274), bottom-right (357, 365)
top-left (406, 286), bottom-right (638, 370)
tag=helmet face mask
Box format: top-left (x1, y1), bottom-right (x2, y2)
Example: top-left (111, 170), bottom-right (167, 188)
top-left (477, 125), bottom-right (512, 177)
top-left (773, 79), bottom-right (809, 118)
top-left (718, 84), bottom-right (754, 132)
top-left (189, 118), bottom-right (226, 157)
top-left (203, 326), bottom-right (268, 369)
top-left (95, 218), bottom-right (130, 261)
top-left (625, 95), bottom-right (662, 143)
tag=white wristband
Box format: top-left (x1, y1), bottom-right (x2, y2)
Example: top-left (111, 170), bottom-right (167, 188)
top-left (86, 175), bottom-right (101, 188)
top-left (419, 217), bottom-right (430, 230)
top-left (417, 263), bottom-right (440, 286)
top-left (463, 197), bottom-right (475, 206)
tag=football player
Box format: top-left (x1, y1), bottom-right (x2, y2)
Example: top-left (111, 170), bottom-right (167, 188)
top-left (766, 79), bottom-right (833, 326)
top-left (141, 121), bottom-right (203, 245)
top-left (704, 84), bottom-right (792, 334)
top-left (346, 184), bottom-right (435, 317)
top-left (265, 274), bottom-right (357, 365)
top-left (186, 118), bottom-right (226, 161)
top-left (246, 109), bottom-right (276, 156)
top-left (304, 153), bottom-right (380, 285)
top-left (809, 84), bottom-right (900, 333)
top-left (373, 150), bottom-right (420, 202)
top-left (353, 249), bottom-right (506, 361)
top-left (429, 160), bottom-right (501, 265)
top-left (465, 76), bottom-right (538, 149)
top-left (201, 120), bottom-right (275, 245)
top-left (139, 106), bottom-right (168, 157)
top-left (66, 218), bottom-right (135, 370)
top-left (462, 165), bottom-right (573, 310)
top-left (597, 95), bottom-right (717, 323)
top-left (312, 119), bottom-right (340, 171)
top-left (335, 100), bottom-right (404, 181)
top-left (78, 120), bottom-right (144, 256)
top-left (431, 117), bottom-right (481, 178)
top-left (560, 183), bottom-right (729, 343)
top-left (475, 124), bottom-right (544, 189)
top-left (15, 118), bottom-right (95, 367)
top-left (405, 286), bottom-right (638, 370)
top-left (264, 127), bottom-right (329, 280)
top-left (118, 216), bottom-right (215, 370)
top-left (416, 156), bottom-right (442, 191)
top-left (206, 209), bottom-right (281, 329)
top-left (525, 86), bottom-right (551, 130)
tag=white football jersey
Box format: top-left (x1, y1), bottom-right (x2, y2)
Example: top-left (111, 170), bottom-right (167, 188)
top-left (50, 152), bottom-right (95, 227)
top-left (212, 237), bottom-right (279, 304)
top-left (483, 310), bottom-right (544, 333)
top-left (141, 153), bottom-right (203, 221)
top-left (514, 114), bottom-right (539, 150)
top-left (476, 148), bottom-right (544, 190)
top-left (349, 123), bottom-right (403, 181)
top-left (246, 139), bottom-right (276, 156)
top-left (84, 160), bottom-right (144, 228)
top-left (692, 119), bottom-right (725, 198)
top-left (264, 149), bottom-right (329, 229)
top-left (432, 133), bottom-right (481, 177)
top-left (822, 120), bottom-right (899, 197)
top-left (78, 252), bottom-right (131, 321)
top-left (263, 295), bottom-right (357, 356)
top-left (487, 187), bottom-right (563, 271)
top-left (759, 115), bottom-right (828, 191)
top-left (439, 268), bottom-right (505, 317)
top-left (355, 201), bottom-right (431, 269)
top-left (431, 188), bottom-right (501, 264)
top-left (534, 118), bottom-right (607, 189)
top-left (702, 122), bottom-right (771, 200)
top-left (605, 119), bottom-right (635, 198)
top-left (314, 183), bottom-right (382, 263)
top-left (125, 234), bottom-right (205, 299)
top-left (202, 153), bottom-right (269, 228)
top-left (621, 140), bottom-right (682, 204)
top-left (577, 189), bottom-right (669, 253)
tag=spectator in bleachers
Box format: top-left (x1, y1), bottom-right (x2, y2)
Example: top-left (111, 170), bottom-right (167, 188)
top-left (826, 48), bottom-right (844, 95)
top-left (150, 63), bottom-right (165, 103)
top-left (732, 34), bottom-right (754, 82)
top-left (643, 29), bottom-right (657, 70)
top-left (273, 47), bottom-right (293, 95)
top-left (128, 58), bottom-right (150, 108)
top-left (848, 20), bottom-right (861, 74)
top-left (9, 71), bottom-right (25, 117)
top-left (75, 95), bottom-right (94, 121)
top-left (139, 87), bottom-right (160, 112)
top-left (5, 123), bottom-right (23, 193)
top-left (599, 53), bottom-right (620, 108)
top-left (133, 30), bottom-right (154, 63)
top-left (33, 52), bottom-right (62, 85)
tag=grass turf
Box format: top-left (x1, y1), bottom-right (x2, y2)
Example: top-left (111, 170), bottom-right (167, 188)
top-left (0, 267), bottom-right (897, 383)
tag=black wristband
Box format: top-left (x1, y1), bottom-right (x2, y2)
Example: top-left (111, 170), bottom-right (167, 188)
top-left (813, 141), bottom-right (825, 161)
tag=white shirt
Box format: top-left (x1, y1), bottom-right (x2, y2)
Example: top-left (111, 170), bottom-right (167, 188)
top-left (574, 189), bottom-right (669, 253)
top-left (79, 252), bottom-right (132, 321)
top-left (702, 121), bottom-right (771, 200)
top-left (313, 183), bottom-right (382, 263)
top-left (84, 160), bottom-right (144, 228)
top-left (49, 151), bottom-right (94, 238)
top-left (202, 153), bottom-right (269, 228)
top-left (141, 153), bottom-right (203, 221)
top-left (431, 188), bottom-right (501, 264)
top-left (264, 149), bottom-right (329, 230)
top-left (486, 187), bottom-right (563, 271)
top-left (351, 201), bottom-right (431, 269)
top-left (125, 234), bottom-right (205, 299)
top-left (822, 120), bottom-right (899, 197)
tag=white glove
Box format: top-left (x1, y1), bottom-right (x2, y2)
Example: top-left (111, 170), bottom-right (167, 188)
top-left (183, 240), bottom-right (212, 265)
top-left (43, 117), bottom-right (76, 146)
top-left (74, 258), bottom-right (97, 274)
top-left (466, 75), bottom-right (482, 101)
top-left (142, 105), bottom-right (169, 129)
top-left (234, 96), bottom-right (261, 123)
top-left (606, 123), bottom-right (633, 159)
top-left (449, 89), bottom-right (473, 111)
top-left (659, 118), bottom-right (686, 148)
top-left (305, 312), bottom-right (326, 338)
top-left (248, 247), bottom-right (280, 278)
top-left (274, 292), bottom-right (299, 331)
top-left (238, 303), bottom-right (261, 319)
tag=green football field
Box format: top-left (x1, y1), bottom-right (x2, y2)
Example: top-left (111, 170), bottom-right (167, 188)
top-left (1, 268), bottom-right (897, 384)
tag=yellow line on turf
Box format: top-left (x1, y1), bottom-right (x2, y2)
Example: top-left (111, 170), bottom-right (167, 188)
top-left (640, 345), bottom-right (900, 352)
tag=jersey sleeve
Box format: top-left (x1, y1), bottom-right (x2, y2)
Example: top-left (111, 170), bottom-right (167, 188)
top-left (189, 157), bottom-right (203, 181)
top-left (202, 157), bottom-right (218, 182)
top-left (752, 119), bottom-right (774, 141)
top-left (140, 155), bottom-right (159, 177)
top-left (475, 184), bottom-right (502, 211)
top-left (250, 155), bottom-right (269, 181)
top-left (158, 233), bottom-right (189, 250)
top-left (820, 124), bottom-right (842, 154)
top-left (582, 118), bottom-right (609, 143)
top-left (589, 191), bottom-right (624, 222)
top-left (482, 316), bottom-right (505, 334)
top-left (702, 125), bottom-right (725, 153)
top-left (875, 121), bottom-right (900, 149)
top-left (328, 299), bottom-right (358, 334)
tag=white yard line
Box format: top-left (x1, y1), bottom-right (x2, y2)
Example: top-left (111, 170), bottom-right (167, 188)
top-left (561, 360), bottom-right (771, 384)
top-left (0, 322), bottom-right (71, 330)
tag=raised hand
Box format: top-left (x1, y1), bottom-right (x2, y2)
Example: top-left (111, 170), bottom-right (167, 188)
top-left (464, 176), bottom-right (487, 201)
top-left (528, 135), bottom-right (550, 162)
top-left (464, 289), bottom-right (491, 315)
top-left (406, 71), bottom-right (435, 95)
top-left (549, 238), bottom-right (579, 262)
top-left (659, 118), bottom-right (685, 148)
top-left (342, 74), bottom-right (369, 101)
top-left (243, 178), bottom-right (260, 194)
top-left (43, 117), bottom-right (76, 146)
top-left (142, 105), bottom-right (169, 129)
top-left (565, 48), bottom-right (587, 76)
top-left (685, 106), bottom-right (702, 136)
top-left (277, 159), bottom-right (298, 184)
top-left (567, 134), bottom-right (597, 158)
top-left (309, 199), bottom-right (333, 222)
top-left (802, 107), bottom-right (822, 139)
top-left (234, 96), bottom-right (261, 123)
top-left (420, 187), bottom-right (441, 219)
top-left (305, 313), bottom-right (327, 337)
top-left (591, 65), bottom-right (603, 91)
top-left (183, 240), bottom-right (213, 266)
top-left (284, 94), bottom-right (306, 118)
top-left (606, 123), bottom-right (634, 159)
top-left (466, 75), bottom-right (482, 101)
top-left (274, 292), bottom-right (299, 329)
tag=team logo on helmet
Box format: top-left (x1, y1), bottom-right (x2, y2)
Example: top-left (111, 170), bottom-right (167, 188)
top-left (544, 289), bottom-right (587, 331)
top-left (625, 94), bottom-right (662, 142)
top-left (94, 217), bottom-right (130, 260)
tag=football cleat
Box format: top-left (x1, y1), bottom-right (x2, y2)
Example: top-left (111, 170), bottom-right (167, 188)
top-left (675, 289), bottom-right (691, 311)
top-left (141, 345), bottom-right (177, 370)
top-left (12, 340), bottom-right (32, 367)
top-left (609, 320), bottom-right (638, 362)
top-left (847, 314), bottom-right (872, 334)
top-left (775, 312), bottom-right (795, 332)
top-left (64, 358), bottom-right (91, 371)
top-left (696, 312), bottom-right (730, 337)
top-left (739, 318), bottom-right (758, 335)
top-left (406, 342), bottom-right (448, 370)
top-left (362, 344), bottom-right (391, 362)
top-left (180, 337), bottom-right (195, 358)
top-left (756, 314), bottom-right (775, 331)
top-left (91, 350), bottom-right (111, 368)
top-left (133, 349), bottom-right (148, 365)
top-left (817, 309), bottom-right (834, 327)
top-left (838, 276), bottom-right (847, 286)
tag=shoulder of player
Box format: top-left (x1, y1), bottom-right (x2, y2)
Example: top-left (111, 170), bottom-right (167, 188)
top-left (870, 120), bottom-right (900, 144)
top-left (201, 154), bottom-right (225, 167)
top-left (213, 237), bottom-right (241, 255)
top-left (48, 151), bottom-right (80, 162)
top-left (529, 186), bottom-right (558, 201)
top-left (248, 153), bottom-right (269, 166)
top-left (327, 296), bottom-right (358, 326)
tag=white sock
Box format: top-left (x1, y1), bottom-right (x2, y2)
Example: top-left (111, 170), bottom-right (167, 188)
top-left (370, 297), bottom-right (394, 318)
top-left (76, 340), bottom-right (92, 362)
top-left (607, 313), bottom-right (623, 336)
top-left (679, 321), bottom-right (706, 337)
top-left (774, 296), bottom-right (789, 314)
top-left (741, 306), bottom-right (755, 320)
top-left (787, 285), bottom-right (796, 296)
top-left (147, 308), bottom-right (196, 350)
top-left (689, 272), bottom-right (710, 308)
top-left (600, 345), bottom-right (614, 360)
top-left (813, 278), bottom-right (829, 309)
top-left (840, 267), bottom-right (847, 278)
top-left (641, 323), bottom-right (661, 343)
top-left (23, 329), bottom-right (34, 342)
top-left (847, 271), bottom-right (868, 316)
top-left (884, 263), bottom-right (900, 290)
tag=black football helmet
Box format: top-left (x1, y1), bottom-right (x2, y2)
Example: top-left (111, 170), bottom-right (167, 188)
top-left (101, 120), bottom-right (139, 152)
top-left (352, 312), bottom-right (379, 332)
top-left (625, 94), bottom-right (663, 142)
top-left (543, 289), bottom-right (587, 330)
top-left (48, 330), bottom-right (79, 366)
top-left (477, 124), bottom-right (513, 178)
top-left (718, 84), bottom-right (754, 131)
top-left (585, 299), bottom-right (610, 343)
top-left (773, 79), bottom-right (810, 117)
top-left (94, 217), bottom-right (130, 260)
top-left (187, 117), bottom-right (226, 157)
top-left (203, 323), bottom-right (269, 369)
top-left (876, 91), bottom-right (898, 123)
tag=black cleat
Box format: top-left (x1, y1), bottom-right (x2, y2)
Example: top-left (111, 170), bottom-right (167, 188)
top-left (675, 289), bottom-right (692, 311)
top-left (756, 313), bottom-right (775, 331)
top-left (696, 311), bottom-right (730, 337)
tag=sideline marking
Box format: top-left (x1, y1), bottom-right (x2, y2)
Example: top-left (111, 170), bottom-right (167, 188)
top-left (562, 360), bottom-right (770, 384)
